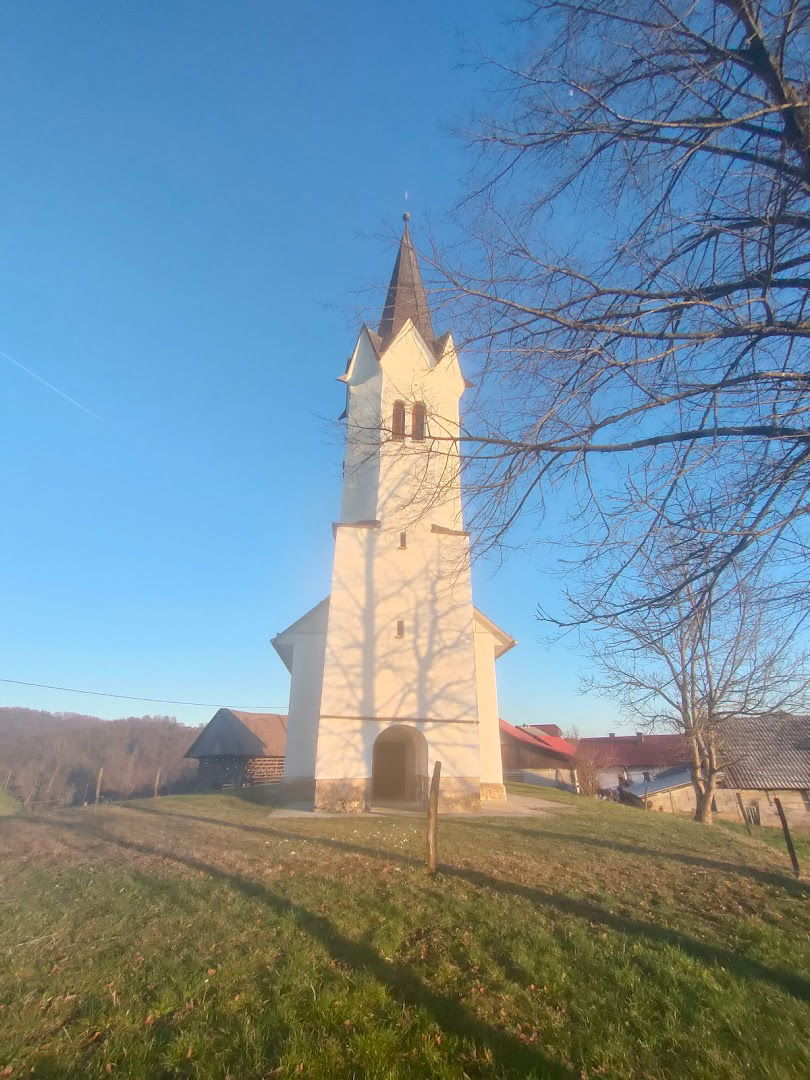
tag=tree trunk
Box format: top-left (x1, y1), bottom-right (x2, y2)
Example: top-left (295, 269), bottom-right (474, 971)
top-left (694, 788), bottom-right (714, 823)
top-left (694, 769), bottom-right (717, 823)
top-left (689, 727), bottom-right (718, 824)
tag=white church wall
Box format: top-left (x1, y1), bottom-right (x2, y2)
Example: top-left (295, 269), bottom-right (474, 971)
top-left (318, 523), bottom-right (480, 731)
top-left (474, 626), bottom-right (506, 798)
top-left (313, 718), bottom-right (480, 783)
top-left (282, 628), bottom-right (327, 789)
top-left (341, 331), bottom-right (382, 524)
top-left (316, 319), bottom-right (491, 811)
top-left (376, 326), bottom-right (465, 532)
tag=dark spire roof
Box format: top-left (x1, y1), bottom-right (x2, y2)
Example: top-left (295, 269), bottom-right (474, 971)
top-left (378, 213), bottom-right (435, 346)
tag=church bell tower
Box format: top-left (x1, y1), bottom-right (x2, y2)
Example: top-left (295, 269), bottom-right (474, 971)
top-left (272, 216), bottom-right (515, 812)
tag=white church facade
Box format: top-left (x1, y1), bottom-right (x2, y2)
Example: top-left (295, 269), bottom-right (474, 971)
top-left (272, 216), bottom-right (515, 812)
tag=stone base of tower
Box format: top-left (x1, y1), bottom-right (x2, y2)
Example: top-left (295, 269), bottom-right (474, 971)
top-left (437, 778), bottom-right (481, 813)
top-left (480, 782), bottom-right (507, 803)
top-left (311, 776), bottom-right (483, 813)
top-left (314, 778), bottom-right (371, 813)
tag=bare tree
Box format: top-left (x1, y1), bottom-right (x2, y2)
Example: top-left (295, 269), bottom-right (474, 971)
top-left (567, 728), bottom-right (600, 797)
top-left (582, 557), bottom-right (809, 821)
top-left (429, 0), bottom-right (809, 623)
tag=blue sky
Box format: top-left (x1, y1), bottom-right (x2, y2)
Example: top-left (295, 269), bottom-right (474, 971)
top-left (0, 1), bottom-right (624, 734)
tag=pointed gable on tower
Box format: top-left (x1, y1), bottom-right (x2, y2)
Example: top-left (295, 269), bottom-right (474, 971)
top-left (378, 213), bottom-right (435, 348)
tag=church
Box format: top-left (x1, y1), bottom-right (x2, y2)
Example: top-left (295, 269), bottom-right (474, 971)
top-left (271, 216), bottom-right (516, 812)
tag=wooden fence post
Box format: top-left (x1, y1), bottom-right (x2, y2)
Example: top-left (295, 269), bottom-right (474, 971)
top-left (735, 792), bottom-right (753, 836)
top-left (24, 775), bottom-right (41, 808)
top-left (94, 766), bottom-right (104, 808)
top-left (426, 761), bottom-right (441, 874)
top-left (773, 797), bottom-right (800, 878)
top-left (154, 767), bottom-right (162, 799)
top-left (45, 767), bottom-right (58, 799)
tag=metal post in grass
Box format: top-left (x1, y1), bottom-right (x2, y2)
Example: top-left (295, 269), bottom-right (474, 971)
top-left (773, 797), bottom-right (800, 878)
top-left (427, 760), bottom-right (441, 874)
top-left (154, 767), bottom-right (162, 799)
top-left (94, 766), bottom-right (104, 809)
top-left (735, 792), bottom-right (753, 837)
top-left (4, 768), bottom-right (11, 790)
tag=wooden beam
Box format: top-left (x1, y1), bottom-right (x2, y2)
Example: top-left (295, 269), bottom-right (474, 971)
top-left (774, 797), bottom-right (801, 878)
top-left (426, 761), bottom-right (441, 874)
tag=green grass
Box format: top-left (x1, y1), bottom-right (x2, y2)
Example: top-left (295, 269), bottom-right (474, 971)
top-left (0, 787), bottom-right (19, 816)
top-left (1, 789), bottom-right (808, 1079)
top-left (717, 817), bottom-right (810, 863)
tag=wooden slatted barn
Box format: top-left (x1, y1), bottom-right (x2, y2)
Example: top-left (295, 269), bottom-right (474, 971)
top-left (185, 709), bottom-right (287, 788)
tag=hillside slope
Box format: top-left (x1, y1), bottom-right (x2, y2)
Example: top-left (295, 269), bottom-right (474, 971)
top-left (0, 788), bottom-right (807, 1079)
top-left (0, 786), bottom-right (18, 816)
top-left (0, 707), bottom-right (200, 806)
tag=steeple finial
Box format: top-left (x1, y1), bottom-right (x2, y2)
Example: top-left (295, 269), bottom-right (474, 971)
top-left (378, 215), bottom-right (434, 345)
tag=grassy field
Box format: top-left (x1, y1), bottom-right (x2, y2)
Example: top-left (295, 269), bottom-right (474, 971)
top-left (0, 787), bottom-right (19, 816)
top-left (1, 785), bottom-right (808, 1079)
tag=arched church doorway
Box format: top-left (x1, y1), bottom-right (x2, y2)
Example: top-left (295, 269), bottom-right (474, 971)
top-left (371, 726), bottom-right (428, 805)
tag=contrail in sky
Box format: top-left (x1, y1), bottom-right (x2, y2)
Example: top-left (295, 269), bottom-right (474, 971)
top-left (1, 349), bottom-right (103, 421)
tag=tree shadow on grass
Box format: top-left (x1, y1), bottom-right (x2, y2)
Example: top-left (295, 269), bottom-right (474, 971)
top-left (126, 803), bottom-right (808, 900)
top-left (498, 824), bottom-right (808, 898)
top-left (440, 866), bottom-right (810, 1002)
top-left (30, 811), bottom-right (810, 1006)
top-left (26, 815), bottom-right (574, 1080)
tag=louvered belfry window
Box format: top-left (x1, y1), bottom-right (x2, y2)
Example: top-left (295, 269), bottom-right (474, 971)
top-left (392, 400), bottom-right (406, 440)
top-left (411, 402), bottom-right (426, 441)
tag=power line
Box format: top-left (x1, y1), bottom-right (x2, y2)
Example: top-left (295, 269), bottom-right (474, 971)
top-left (0, 677), bottom-right (287, 712)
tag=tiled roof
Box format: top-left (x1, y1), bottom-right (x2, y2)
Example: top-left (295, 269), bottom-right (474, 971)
top-left (526, 723), bottom-right (563, 737)
top-left (719, 714), bottom-right (810, 789)
top-left (186, 709), bottom-right (287, 759)
top-left (229, 711), bottom-right (287, 756)
top-left (576, 733), bottom-right (688, 769)
top-left (500, 718), bottom-right (576, 759)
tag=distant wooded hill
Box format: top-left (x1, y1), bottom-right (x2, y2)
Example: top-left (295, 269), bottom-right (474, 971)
top-left (0, 707), bottom-right (202, 807)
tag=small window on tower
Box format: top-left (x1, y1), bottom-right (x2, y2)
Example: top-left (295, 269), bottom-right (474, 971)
top-left (396, 619), bottom-right (405, 638)
top-left (392, 401), bottom-right (405, 440)
top-left (412, 402), bottom-right (426, 441)
top-left (399, 532), bottom-right (407, 549)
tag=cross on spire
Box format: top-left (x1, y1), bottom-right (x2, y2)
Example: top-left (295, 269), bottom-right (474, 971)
top-left (378, 213), bottom-right (435, 346)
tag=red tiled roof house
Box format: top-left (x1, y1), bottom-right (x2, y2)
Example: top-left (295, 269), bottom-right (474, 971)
top-left (621, 716), bottom-right (810, 826)
top-left (575, 732), bottom-right (689, 792)
top-left (499, 719), bottom-right (577, 790)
